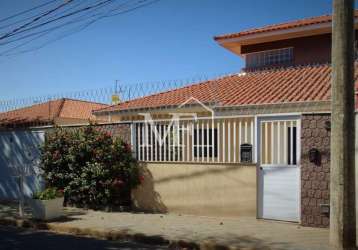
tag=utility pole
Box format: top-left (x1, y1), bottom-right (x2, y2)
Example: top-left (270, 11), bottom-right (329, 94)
top-left (330, 0), bottom-right (356, 249)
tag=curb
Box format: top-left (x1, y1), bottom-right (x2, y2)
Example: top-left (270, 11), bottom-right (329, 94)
top-left (0, 217), bottom-right (234, 250)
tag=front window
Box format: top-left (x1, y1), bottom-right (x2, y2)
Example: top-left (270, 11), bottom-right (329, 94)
top-left (246, 47), bottom-right (293, 69)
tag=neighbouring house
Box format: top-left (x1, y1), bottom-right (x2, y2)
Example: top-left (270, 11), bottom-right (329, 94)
top-left (0, 98), bottom-right (108, 128)
top-left (93, 12), bottom-right (358, 228)
top-left (0, 98), bottom-right (109, 200)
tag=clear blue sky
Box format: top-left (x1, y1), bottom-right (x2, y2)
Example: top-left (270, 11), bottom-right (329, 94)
top-left (0, 0), bottom-right (342, 100)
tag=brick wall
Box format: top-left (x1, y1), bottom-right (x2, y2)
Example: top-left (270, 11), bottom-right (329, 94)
top-left (59, 123), bottom-right (131, 144)
top-left (96, 123), bottom-right (131, 144)
top-left (301, 114), bottom-right (330, 227)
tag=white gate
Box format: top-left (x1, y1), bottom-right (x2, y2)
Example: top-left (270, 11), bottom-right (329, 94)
top-left (257, 116), bottom-right (301, 222)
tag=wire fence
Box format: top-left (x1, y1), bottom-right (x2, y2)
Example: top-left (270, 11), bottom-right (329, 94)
top-left (0, 73), bottom-right (231, 112)
top-left (0, 72), bottom-right (234, 127)
top-left (0, 68), bottom-right (336, 129)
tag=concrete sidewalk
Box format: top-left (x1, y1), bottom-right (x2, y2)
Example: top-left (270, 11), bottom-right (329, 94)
top-left (0, 202), bottom-right (329, 250)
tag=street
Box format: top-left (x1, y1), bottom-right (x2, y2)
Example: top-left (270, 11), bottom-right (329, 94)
top-left (0, 226), bottom-right (168, 250)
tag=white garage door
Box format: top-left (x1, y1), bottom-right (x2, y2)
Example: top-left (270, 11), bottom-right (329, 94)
top-left (257, 118), bottom-right (300, 222)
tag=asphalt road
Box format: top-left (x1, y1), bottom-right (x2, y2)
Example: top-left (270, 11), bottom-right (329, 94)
top-left (0, 226), bottom-right (168, 250)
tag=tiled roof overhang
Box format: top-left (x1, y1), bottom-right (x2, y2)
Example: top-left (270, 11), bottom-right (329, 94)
top-left (94, 63), bottom-right (358, 115)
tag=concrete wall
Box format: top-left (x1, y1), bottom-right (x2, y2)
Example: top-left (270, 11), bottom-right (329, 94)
top-left (132, 163), bottom-right (257, 218)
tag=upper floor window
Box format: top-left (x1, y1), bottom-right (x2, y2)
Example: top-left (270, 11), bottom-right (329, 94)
top-left (245, 47), bottom-right (293, 69)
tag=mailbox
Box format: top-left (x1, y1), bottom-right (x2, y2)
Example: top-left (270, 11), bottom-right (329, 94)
top-left (309, 148), bottom-right (320, 165)
top-left (240, 144), bottom-right (252, 163)
top-left (319, 204), bottom-right (330, 216)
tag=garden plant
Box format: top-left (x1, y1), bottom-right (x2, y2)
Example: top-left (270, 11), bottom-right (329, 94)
top-left (40, 125), bottom-right (141, 210)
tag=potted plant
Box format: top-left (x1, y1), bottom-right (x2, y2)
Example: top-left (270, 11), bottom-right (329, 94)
top-left (28, 187), bottom-right (64, 220)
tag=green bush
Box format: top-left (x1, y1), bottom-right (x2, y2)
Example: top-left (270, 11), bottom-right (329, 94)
top-left (33, 187), bottom-right (63, 200)
top-left (40, 125), bottom-right (141, 209)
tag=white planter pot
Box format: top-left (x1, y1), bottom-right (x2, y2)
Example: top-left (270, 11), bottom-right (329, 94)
top-left (28, 197), bottom-right (64, 220)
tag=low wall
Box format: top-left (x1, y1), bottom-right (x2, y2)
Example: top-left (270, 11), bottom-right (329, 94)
top-left (132, 163), bottom-right (257, 218)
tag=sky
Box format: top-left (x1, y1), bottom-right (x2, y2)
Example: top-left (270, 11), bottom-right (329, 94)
top-left (0, 0), bottom-right (341, 101)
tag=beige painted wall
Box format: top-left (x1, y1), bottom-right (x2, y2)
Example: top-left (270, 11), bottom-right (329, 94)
top-left (132, 163), bottom-right (257, 218)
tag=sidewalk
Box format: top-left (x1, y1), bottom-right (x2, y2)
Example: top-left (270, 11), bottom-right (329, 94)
top-left (0, 202), bottom-right (329, 250)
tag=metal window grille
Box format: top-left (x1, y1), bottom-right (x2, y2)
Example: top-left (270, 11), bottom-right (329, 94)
top-left (134, 117), bottom-right (255, 163)
top-left (260, 120), bottom-right (298, 166)
top-left (246, 47), bottom-right (293, 68)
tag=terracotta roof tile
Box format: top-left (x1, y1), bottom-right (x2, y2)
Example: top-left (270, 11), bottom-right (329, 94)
top-left (58, 99), bottom-right (108, 121)
top-left (0, 98), bottom-right (108, 126)
top-left (214, 10), bottom-right (358, 41)
top-left (95, 63), bottom-right (358, 114)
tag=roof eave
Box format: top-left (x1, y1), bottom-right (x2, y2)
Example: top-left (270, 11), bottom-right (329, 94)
top-left (93, 101), bottom-right (219, 116)
top-left (215, 20), bottom-right (358, 56)
top-left (93, 100), bottom-right (331, 118)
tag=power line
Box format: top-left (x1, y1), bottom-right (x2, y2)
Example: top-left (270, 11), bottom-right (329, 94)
top-left (0, 0), bottom-right (87, 31)
top-left (0, 0), bottom-right (115, 47)
top-left (0, 16), bottom-right (100, 56)
top-left (0, 0), bottom-right (161, 57)
top-left (0, 0), bottom-right (74, 40)
top-left (0, 0), bottom-right (59, 24)
top-left (0, 1), bottom-right (155, 48)
top-left (0, 0), bottom-right (112, 41)
top-left (104, 0), bottom-right (160, 17)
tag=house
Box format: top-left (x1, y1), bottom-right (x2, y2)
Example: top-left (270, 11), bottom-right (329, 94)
top-left (0, 98), bottom-right (108, 128)
top-left (93, 12), bottom-right (358, 228)
top-left (0, 98), bottom-right (108, 200)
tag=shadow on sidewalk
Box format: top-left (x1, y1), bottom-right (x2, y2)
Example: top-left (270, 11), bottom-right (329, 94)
top-left (0, 200), bottom-right (86, 223)
top-left (0, 225), bottom-right (168, 250)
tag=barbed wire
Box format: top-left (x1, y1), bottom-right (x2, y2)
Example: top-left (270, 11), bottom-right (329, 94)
top-left (0, 68), bottom-right (335, 130)
top-left (0, 71), bottom-right (235, 113)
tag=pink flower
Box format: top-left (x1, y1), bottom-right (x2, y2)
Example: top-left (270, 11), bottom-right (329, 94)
top-left (53, 150), bottom-right (61, 160)
top-left (124, 143), bottom-right (132, 153)
top-left (112, 178), bottom-right (124, 189)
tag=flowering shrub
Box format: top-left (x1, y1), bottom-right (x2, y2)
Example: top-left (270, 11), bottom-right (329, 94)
top-left (40, 125), bottom-right (141, 209)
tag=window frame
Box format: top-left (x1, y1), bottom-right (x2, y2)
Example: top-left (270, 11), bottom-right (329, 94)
top-left (245, 47), bottom-right (294, 69)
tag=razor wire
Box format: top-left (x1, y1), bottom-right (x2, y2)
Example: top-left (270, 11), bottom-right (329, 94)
top-left (0, 71), bottom-right (234, 113)
top-left (0, 68), bottom-right (336, 128)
